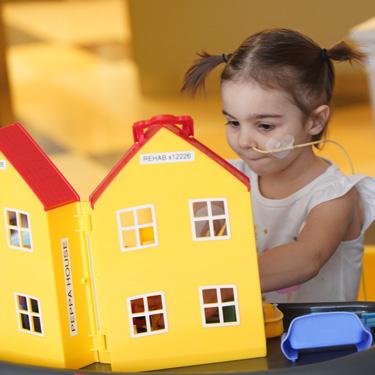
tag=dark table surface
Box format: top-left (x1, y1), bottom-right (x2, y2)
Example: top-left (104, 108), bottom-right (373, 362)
top-left (2, 302), bottom-right (375, 375)
top-left (1, 338), bottom-right (374, 375)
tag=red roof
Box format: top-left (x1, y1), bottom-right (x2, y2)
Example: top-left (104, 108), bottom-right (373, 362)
top-left (90, 115), bottom-right (250, 208)
top-left (0, 123), bottom-right (80, 211)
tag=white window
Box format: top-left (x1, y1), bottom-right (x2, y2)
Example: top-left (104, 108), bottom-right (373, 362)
top-left (0, 160), bottom-right (6, 170)
top-left (199, 285), bottom-right (240, 327)
top-left (128, 292), bottom-right (168, 337)
top-left (5, 209), bottom-right (33, 251)
top-left (189, 199), bottom-right (230, 241)
top-left (117, 205), bottom-right (158, 251)
top-left (15, 293), bottom-right (43, 335)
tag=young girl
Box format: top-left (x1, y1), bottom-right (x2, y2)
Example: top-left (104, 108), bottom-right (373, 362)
top-left (181, 28), bottom-right (375, 303)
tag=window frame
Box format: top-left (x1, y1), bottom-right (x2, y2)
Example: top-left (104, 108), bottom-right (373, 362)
top-left (127, 291), bottom-right (168, 338)
top-left (117, 204), bottom-right (158, 252)
top-left (4, 208), bottom-right (33, 252)
top-left (199, 285), bottom-right (240, 327)
top-left (189, 198), bottom-right (231, 241)
top-left (14, 292), bottom-right (44, 336)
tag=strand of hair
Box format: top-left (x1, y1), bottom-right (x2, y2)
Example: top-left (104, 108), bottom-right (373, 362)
top-left (181, 52), bottom-right (224, 96)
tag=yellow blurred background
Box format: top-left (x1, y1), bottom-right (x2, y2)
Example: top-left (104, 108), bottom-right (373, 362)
top-left (0, 0), bottom-right (374, 242)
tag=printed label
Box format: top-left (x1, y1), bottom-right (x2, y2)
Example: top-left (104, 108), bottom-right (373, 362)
top-left (140, 151), bottom-right (195, 165)
top-left (0, 160), bottom-right (6, 170)
top-left (61, 238), bottom-right (78, 336)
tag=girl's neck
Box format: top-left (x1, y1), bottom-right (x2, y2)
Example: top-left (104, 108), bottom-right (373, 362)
top-left (258, 149), bottom-right (329, 199)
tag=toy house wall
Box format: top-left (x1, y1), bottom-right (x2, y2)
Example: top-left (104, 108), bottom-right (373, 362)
top-left (47, 201), bottom-right (97, 369)
top-left (89, 129), bottom-right (266, 371)
top-left (0, 153), bottom-right (67, 367)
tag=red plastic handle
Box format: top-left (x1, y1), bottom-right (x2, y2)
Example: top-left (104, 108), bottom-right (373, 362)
top-left (132, 114), bottom-right (194, 143)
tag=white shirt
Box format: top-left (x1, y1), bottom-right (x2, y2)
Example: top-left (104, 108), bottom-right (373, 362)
top-left (230, 159), bottom-right (375, 303)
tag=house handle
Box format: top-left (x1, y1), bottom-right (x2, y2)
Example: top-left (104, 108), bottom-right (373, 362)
top-left (133, 114), bottom-right (194, 142)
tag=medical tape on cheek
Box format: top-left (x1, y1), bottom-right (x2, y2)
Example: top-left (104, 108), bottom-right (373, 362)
top-left (265, 135), bottom-right (295, 159)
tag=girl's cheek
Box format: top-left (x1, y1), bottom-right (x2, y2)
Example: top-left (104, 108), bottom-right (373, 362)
top-left (264, 134), bottom-right (295, 159)
top-left (226, 130), bottom-right (237, 147)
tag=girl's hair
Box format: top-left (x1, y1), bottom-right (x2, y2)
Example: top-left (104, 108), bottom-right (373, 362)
top-left (181, 28), bottom-right (365, 142)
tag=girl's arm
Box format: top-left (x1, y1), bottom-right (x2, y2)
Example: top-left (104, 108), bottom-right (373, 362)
top-left (258, 188), bottom-right (360, 293)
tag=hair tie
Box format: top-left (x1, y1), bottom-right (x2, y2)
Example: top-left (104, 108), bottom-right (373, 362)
top-left (222, 53), bottom-right (232, 64)
top-left (320, 48), bottom-right (329, 61)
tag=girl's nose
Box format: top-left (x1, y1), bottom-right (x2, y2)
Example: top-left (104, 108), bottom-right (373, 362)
top-left (238, 128), bottom-right (256, 149)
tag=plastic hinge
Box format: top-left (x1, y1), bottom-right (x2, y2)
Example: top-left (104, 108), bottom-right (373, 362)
top-left (90, 334), bottom-right (107, 352)
top-left (75, 213), bottom-right (92, 233)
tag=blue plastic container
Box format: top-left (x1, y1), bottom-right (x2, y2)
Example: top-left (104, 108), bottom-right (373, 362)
top-left (361, 312), bottom-right (375, 329)
top-left (281, 312), bottom-right (373, 362)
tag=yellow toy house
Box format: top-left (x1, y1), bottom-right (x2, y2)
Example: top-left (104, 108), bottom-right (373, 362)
top-left (0, 124), bottom-right (95, 369)
top-left (0, 115), bottom-right (266, 372)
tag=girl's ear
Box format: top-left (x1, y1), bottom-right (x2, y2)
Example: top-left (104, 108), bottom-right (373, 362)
top-left (306, 105), bottom-right (330, 135)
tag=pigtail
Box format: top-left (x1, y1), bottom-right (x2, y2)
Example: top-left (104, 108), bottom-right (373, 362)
top-left (326, 41), bottom-right (366, 64)
top-left (181, 52), bottom-right (225, 96)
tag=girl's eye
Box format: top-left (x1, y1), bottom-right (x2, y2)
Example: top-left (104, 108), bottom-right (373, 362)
top-left (258, 123), bottom-right (274, 131)
top-left (225, 120), bottom-right (240, 128)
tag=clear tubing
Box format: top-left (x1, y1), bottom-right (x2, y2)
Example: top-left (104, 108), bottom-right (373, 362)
top-left (252, 139), bottom-right (355, 174)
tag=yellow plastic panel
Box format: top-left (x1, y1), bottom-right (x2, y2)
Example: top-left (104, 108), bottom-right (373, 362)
top-left (47, 202), bottom-right (97, 368)
top-left (89, 128), bottom-right (266, 371)
top-left (0, 153), bottom-right (66, 368)
top-left (358, 245), bottom-right (375, 301)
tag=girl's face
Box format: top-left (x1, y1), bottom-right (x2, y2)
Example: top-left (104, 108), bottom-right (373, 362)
top-left (221, 80), bottom-right (313, 176)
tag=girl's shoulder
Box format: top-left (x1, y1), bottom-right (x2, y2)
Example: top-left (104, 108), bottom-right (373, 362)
top-left (309, 162), bottom-right (373, 204)
top-left (308, 162), bottom-right (375, 234)
top-left (229, 158), bottom-right (375, 232)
